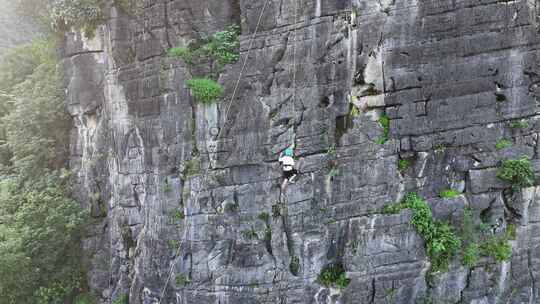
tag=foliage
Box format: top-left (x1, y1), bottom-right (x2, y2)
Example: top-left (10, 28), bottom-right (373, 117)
top-left (182, 158), bottom-right (200, 177)
top-left (497, 157), bottom-right (534, 189)
top-left (318, 263), bottom-right (350, 289)
top-left (0, 35), bottom-right (86, 303)
top-left (439, 189), bottom-right (460, 199)
top-left (168, 25), bottom-right (240, 72)
top-left (175, 274), bottom-right (191, 286)
top-left (398, 159), bottom-right (411, 171)
top-left (480, 236), bottom-right (512, 262)
top-left (508, 120), bottom-right (528, 129)
top-left (376, 113), bottom-right (390, 144)
top-left (0, 174), bottom-right (87, 303)
top-left (289, 256), bottom-right (300, 276)
top-left (186, 78), bottom-right (224, 104)
top-left (462, 243), bottom-right (479, 267)
top-left (495, 139), bottom-right (512, 151)
top-left (381, 202), bottom-right (407, 214)
top-left (0, 39), bottom-right (70, 179)
top-left (403, 193), bottom-right (461, 272)
top-left (175, 209), bottom-right (185, 220)
top-left (49, 0), bottom-right (104, 37)
top-left (74, 293), bottom-right (97, 304)
top-left (168, 47), bottom-right (194, 64)
top-left (112, 294), bottom-right (128, 304)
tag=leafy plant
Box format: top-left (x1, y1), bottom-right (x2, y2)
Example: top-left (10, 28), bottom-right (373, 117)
top-left (381, 202), bottom-right (407, 214)
top-left (480, 236), bottom-right (512, 262)
top-left (462, 243), bottom-right (479, 267)
top-left (402, 193), bottom-right (461, 272)
top-left (175, 274), bottom-right (191, 286)
top-left (112, 294), bottom-right (128, 304)
top-left (289, 256), bottom-right (300, 276)
top-left (74, 293), bottom-right (97, 304)
top-left (186, 78), bottom-right (224, 104)
top-left (376, 113), bottom-right (390, 144)
top-left (509, 120), bottom-right (528, 129)
top-left (439, 189), bottom-right (460, 199)
top-left (495, 139), bottom-right (512, 150)
top-left (169, 25), bottom-right (240, 73)
top-left (49, 0), bottom-right (104, 37)
top-left (398, 159), bottom-right (411, 171)
top-left (497, 157), bottom-right (534, 188)
top-left (318, 263), bottom-right (350, 289)
top-left (168, 47), bottom-right (194, 64)
top-left (175, 209), bottom-right (185, 220)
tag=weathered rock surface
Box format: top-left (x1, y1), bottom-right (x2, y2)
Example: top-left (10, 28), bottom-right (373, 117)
top-left (63, 0), bottom-right (540, 303)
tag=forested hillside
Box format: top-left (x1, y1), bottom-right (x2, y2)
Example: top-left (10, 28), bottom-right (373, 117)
top-left (0, 2), bottom-right (88, 303)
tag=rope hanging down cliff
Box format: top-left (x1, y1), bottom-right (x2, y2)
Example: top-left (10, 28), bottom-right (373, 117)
top-left (156, 0), bottom-right (273, 301)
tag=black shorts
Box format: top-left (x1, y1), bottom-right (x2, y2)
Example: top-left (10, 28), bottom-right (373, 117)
top-left (283, 169), bottom-right (298, 179)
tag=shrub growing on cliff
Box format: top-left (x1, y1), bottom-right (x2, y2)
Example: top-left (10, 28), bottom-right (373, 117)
top-left (439, 189), bottom-right (460, 199)
top-left (186, 78), bottom-right (224, 104)
top-left (375, 113), bottom-right (390, 144)
top-left (49, 0), bottom-right (104, 37)
top-left (497, 157), bottom-right (534, 189)
top-left (169, 25), bottom-right (240, 71)
top-left (399, 193), bottom-right (461, 272)
top-left (318, 263), bottom-right (350, 289)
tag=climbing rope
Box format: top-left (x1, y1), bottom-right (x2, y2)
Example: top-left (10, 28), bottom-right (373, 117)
top-left (290, 0), bottom-right (298, 149)
top-left (156, 0), bottom-right (272, 302)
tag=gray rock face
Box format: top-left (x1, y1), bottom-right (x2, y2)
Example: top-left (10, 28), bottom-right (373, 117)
top-left (63, 0), bottom-right (540, 303)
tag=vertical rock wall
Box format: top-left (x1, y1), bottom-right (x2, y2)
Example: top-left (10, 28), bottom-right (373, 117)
top-left (63, 0), bottom-right (540, 303)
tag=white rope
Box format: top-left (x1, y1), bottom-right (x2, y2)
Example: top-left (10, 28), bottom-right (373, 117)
top-left (291, 0), bottom-right (298, 148)
top-left (157, 0), bottom-right (272, 301)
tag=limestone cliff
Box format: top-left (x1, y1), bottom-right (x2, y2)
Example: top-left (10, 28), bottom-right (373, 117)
top-left (63, 0), bottom-right (540, 303)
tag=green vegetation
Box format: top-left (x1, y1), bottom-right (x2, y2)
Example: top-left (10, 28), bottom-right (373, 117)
top-left (162, 178), bottom-right (172, 192)
top-left (242, 227), bottom-right (258, 240)
top-left (439, 189), bottom-right (460, 199)
top-left (289, 256), bottom-right (300, 276)
top-left (49, 0), bottom-right (104, 37)
top-left (0, 17), bottom-right (87, 301)
top-left (112, 294), bottom-right (128, 304)
top-left (175, 274), bottom-right (191, 286)
top-left (480, 236), bottom-right (512, 262)
top-left (384, 193), bottom-right (461, 272)
top-left (462, 243), bottom-right (479, 267)
top-left (168, 25), bottom-right (240, 72)
top-left (0, 175), bottom-right (87, 303)
top-left (74, 293), bottom-right (97, 304)
top-left (175, 209), bottom-right (185, 220)
top-left (376, 113), bottom-right (390, 144)
top-left (318, 263), bottom-right (350, 289)
top-left (460, 208), bottom-right (513, 267)
top-left (182, 157), bottom-right (200, 177)
top-left (495, 139), bottom-right (512, 150)
top-left (497, 157), bottom-right (534, 189)
top-left (186, 78), bottom-right (224, 104)
top-left (509, 120), bottom-right (528, 129)
top-left (168, 25), bottom-right (240, 104)
top-left (398, 159), bottom-right (411, 171)
top-left (381, 201), bottom-right (407, 214)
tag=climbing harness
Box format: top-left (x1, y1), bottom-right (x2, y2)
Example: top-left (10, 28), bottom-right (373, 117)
top-left (156, 0), bottom-right (273, 302)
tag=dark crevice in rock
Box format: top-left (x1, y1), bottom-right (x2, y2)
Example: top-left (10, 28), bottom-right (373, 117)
top-left (501, 189), bottom-right (522, 220)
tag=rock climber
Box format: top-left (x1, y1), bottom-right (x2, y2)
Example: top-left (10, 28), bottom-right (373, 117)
top-left (279, 147), bottom-right (298, 188)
